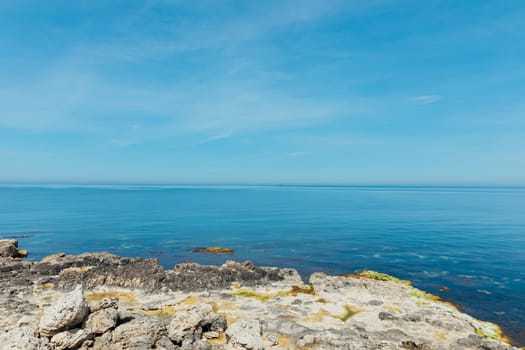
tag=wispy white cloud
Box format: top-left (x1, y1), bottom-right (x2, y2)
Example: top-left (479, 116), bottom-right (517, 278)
top-left (193, 130), bottom-right (234, 145)
top-left (287, 151), bottom-right (319, 157)
top-left (0, 1), bottom-right (363, 135)
top-left (110, 139), bottom-right (135, 146)
top-left (409, 95), bottom-right (443, 105)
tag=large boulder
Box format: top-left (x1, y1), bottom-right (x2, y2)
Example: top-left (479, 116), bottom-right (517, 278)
top-left (39, 285), bottom-right (89, 337)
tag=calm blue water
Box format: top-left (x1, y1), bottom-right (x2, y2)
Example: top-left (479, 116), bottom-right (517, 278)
top-left (0, 185), bottom-right (524, 344)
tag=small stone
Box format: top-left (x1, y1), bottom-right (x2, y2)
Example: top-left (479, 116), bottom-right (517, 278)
top-left (204, 331), bottom-right (220, 339)
top-left (117, 309), bottom-right (135, 323)
top-left (155, 336), bottom-right (177, 350)
top-left (209, 314), bottom-right (227, 333)
top-left (296, 333), bottom-right (316, 347)
top-left (226, 319), bottom-right (264, 350)
top-left (84, 308), bottom-right (118, 334)
top-left (50, 328), bottom-right (92, 350)
top-left (378, 312), bottom-right (396, 320)
top-left (266, 334), bottom-right (279, 346)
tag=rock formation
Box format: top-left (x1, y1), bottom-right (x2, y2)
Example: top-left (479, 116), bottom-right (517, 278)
top-left (0, 239), bottom-right (519, 349)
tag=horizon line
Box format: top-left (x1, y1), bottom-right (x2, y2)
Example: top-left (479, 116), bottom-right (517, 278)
top-left (1, 182), bottom-right (525, 189)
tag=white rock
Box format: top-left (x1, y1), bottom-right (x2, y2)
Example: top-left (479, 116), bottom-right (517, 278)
top-left (50, 328), bottom-right (92, 350)
top-left (39, 285), bottom-right (89, 337)
top-left (167, 304), bottom-right (214, 343)
top-left (226, 319), bottom-right (265, 350)
top-left (84, 308), bottom-right (118, 334)
top-left (0, 326), bottom-right (46, 350)
top-left (204, 331), bottom-right (220, 339)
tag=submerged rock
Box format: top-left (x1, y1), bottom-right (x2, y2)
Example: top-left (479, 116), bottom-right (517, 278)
top-left (192, 247), bottom-right (234, 254)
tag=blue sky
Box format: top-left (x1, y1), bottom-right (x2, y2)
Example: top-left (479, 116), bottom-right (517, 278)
top-left (1, 1), bottom-right (524, 185)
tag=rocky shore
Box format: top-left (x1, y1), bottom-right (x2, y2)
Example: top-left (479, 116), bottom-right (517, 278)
top-left (0, 239), bottom-right (519, 350)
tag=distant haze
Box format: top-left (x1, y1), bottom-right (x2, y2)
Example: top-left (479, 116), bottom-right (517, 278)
top-left (1, 1), bottom-right (524, 185)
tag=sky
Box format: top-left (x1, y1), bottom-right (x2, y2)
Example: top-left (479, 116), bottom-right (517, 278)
top-left (0, 0), bottom-right (524, 185)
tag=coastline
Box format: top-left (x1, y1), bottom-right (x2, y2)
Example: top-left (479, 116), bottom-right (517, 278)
top-left (0, 239), bottom-right (518, 350)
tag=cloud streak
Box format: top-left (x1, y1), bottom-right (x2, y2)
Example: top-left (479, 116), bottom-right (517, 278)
top-left (409, 95), bottom-right (443, 105)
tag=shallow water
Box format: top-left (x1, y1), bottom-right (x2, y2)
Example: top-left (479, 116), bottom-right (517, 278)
top-left (1, 185), bottom-right (524, 344)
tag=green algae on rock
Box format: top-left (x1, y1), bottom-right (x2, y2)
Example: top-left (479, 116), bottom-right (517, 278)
top-left (347, 270), bottom-right (413, 285)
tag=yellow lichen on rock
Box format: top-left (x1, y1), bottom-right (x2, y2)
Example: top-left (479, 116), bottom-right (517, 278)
top-left (142, 305), bottom-right (178, 317)
top-left (207, 333), bottom-right (227, 346)
top-left (59, 266), bottom-right (93, 275)
top-left (383, 305), bottom-right (401, 313)
top-left (229, 288), bottom-right (288, 302)
top-left (475, 321), bottom-right (512, 343)
top-left (435, 332), bottom-right (447, 340)
top-left (276, 334), bottom-right (292, 348)
top-left (289, 284), bottom-right (316, 296)
top-left (181, 295), bottom-right (198, 305)
top-left (408, 288), bottom-right (441, 301)
top-left (17, 249), bottom-right (28, 257)
top-left (303, 308), bottom-right (331, 323)
top-left (36, 283), bottom-right (54, 290)
top-left (84, 290), bottom-right (136, 303)
top-left (339, 306), bottom-right (361, 321)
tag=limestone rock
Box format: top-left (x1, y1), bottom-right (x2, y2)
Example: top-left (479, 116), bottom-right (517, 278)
top-left (166, 260), bottom-right (301, 291)
top-left (167, 304), bottom-right (217, 343)
top-left (0, 326), bottom-right (47, 350)
top-left (111, 317), bottom-right (166, 349)
top-left (225, 319), bottom-right (264, 350)
top-left (84, 308), bottom-right (118, 334)
top-left (39, 285), bottom-right (89, 336)
top-left (155, 336), bottom-right (178, 350)
top-left (50, 328), bottom-right (92, 350)
top-left (92, 330), bottom-right (112, 350)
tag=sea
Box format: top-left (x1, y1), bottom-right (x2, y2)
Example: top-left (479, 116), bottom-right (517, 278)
top-left (0, 185), bottom-right (524, 344)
